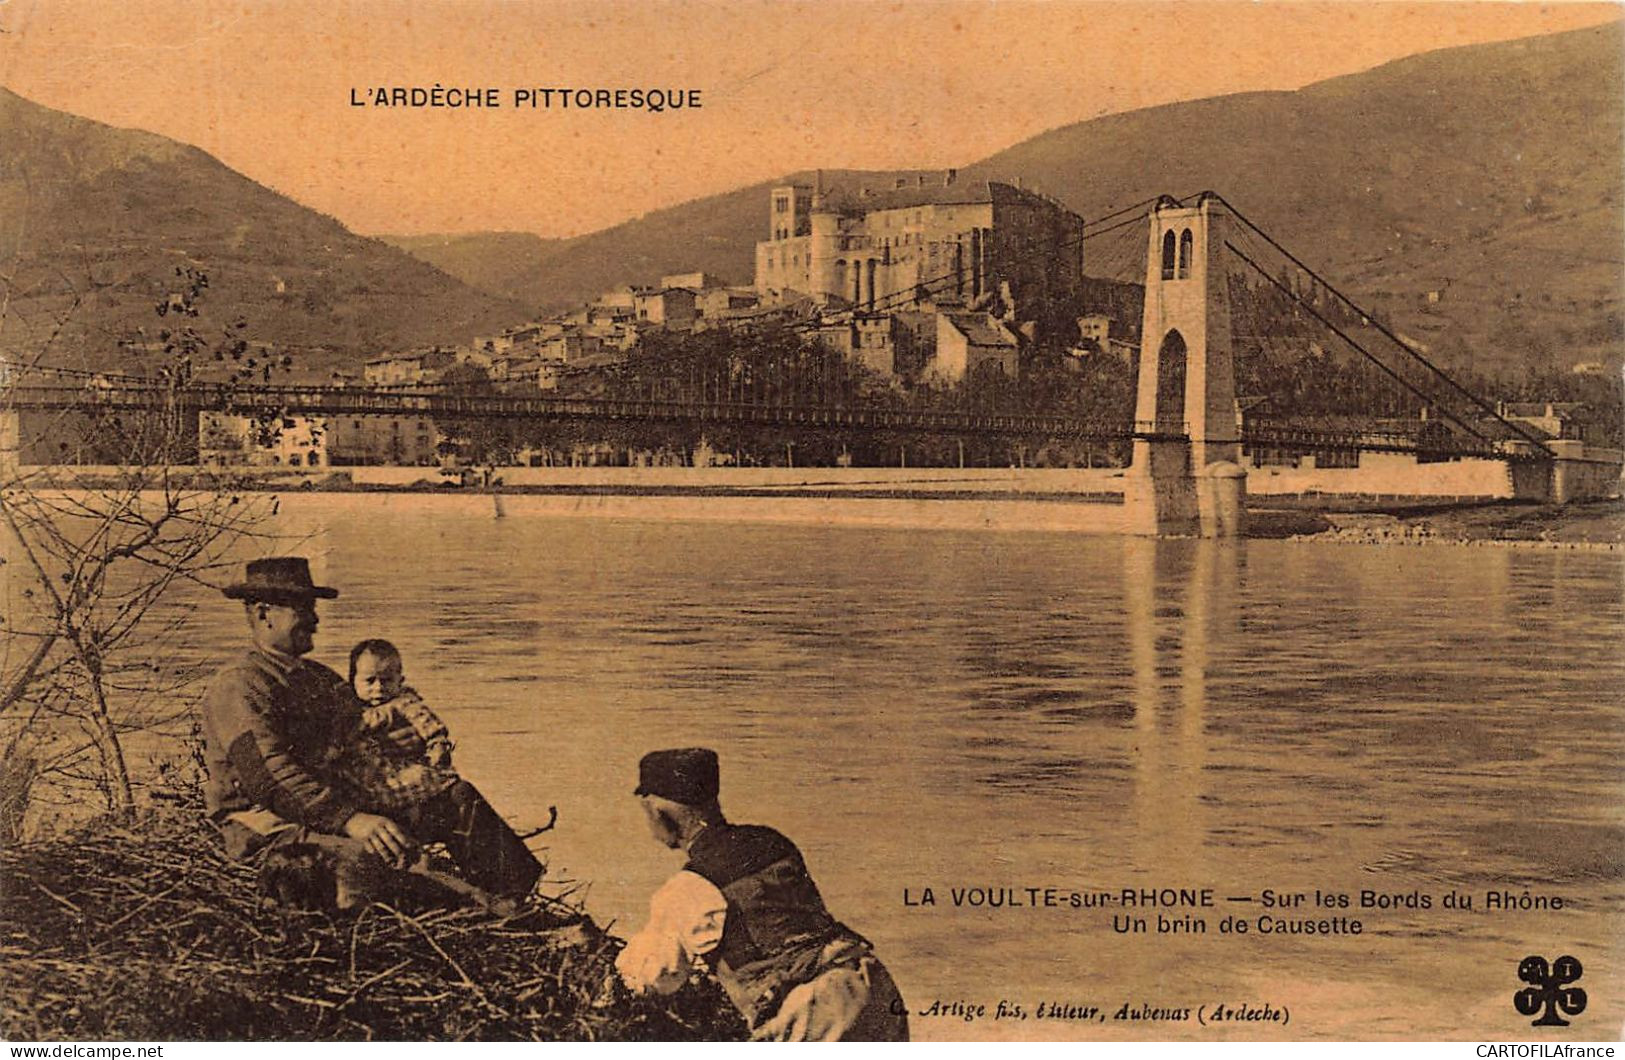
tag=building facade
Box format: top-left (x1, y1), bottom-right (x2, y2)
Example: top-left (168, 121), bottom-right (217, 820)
top-left (362, 350), bottom-right (456, 386)
top-left (930, 312), bottom-right (1020, 384)
top-left (754, 172), bottom-right (1086, 337)
top-left (199, 413), bottom-right (328, 468)
top-left (326, 414), bottom-right (442, 466)
top-left (634, 288), bottom-right (698, 328)
top-left (199, 412), bottom-right (443, 467)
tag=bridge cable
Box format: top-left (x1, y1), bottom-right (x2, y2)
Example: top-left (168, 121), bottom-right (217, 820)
top-left (1225, 240), bottom-right (1493, 444)
top-left (1213, 194), bottom-right (1553, 453)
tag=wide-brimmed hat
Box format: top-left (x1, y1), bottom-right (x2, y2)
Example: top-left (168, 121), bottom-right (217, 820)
top-left (635, 748), bottom-right (720, 806)
top-left (222, 557), bottom-right (339, 604)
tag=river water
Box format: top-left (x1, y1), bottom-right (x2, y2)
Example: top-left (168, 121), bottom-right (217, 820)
top-left (161, 494), bottom-right (1624, 1040)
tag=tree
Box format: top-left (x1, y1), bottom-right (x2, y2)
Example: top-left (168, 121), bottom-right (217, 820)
top-left (1, 268), bottom-right (280, 832)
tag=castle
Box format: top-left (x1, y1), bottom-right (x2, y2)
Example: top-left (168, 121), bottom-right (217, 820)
top-left (753, 170), bottom-right (1086, 339)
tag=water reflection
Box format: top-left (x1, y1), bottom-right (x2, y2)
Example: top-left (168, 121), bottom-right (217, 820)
top-left (1122, 540), bottom-right (1242, 888)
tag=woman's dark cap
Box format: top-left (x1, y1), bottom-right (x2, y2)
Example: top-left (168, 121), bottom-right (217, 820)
top-left (635, 748), bottom-right (720, 806)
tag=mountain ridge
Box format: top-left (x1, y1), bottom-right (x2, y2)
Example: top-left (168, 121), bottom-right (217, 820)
top-left (3, 21), bottom-right (1619, 377)
top-left (0, 86), bottom-right (532, 376)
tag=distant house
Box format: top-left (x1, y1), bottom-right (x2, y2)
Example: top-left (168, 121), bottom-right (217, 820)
top-left (1076, 313), bottom-right (1112, 353)
top-left (595, 284), bottom-right (641, 311)
top-left (810, 314), bottom-right (904, 377)
top-left (588, 304), bottom-right (636, 327)
top-left (328, 415), bottom-right (442, 466)
top-left (930, 312), bottom-right (1019, 384)
top-left (455, 346), bottom-right (494, 370)
top-left (661, 271), bottom-right (726, 291)
top-left (363, 349), bottom-right (456, 386)
top-left (634, 288), bottom-right (698, 329)
top-left (696, 286), bottom-right (760, 320)
top-left (200, 413), bottom-right (328, 468)
top-left (490, 354), bottom-right (547, 382)
top-left (539, 330), bottom-right (607, 363)
top-left (1495, 401), bottom-right (1601, 444)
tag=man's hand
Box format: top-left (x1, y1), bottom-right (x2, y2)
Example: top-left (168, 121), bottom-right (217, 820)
top-left (343, 812), bottom-right (415, 867)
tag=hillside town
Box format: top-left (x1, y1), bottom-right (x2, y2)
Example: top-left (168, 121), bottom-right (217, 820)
top-left (194, 172), bottom-right (1120, 469)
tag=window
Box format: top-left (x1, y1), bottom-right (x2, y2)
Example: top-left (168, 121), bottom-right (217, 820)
top-left (1161, 231), bottom-right (1177, 281)
top-left (1315, 449), bottom-right (1359, 469)
top-left (774, 196), bottom-right (789, 213)
top-left (1178, 229), bottom-right (1193, 279)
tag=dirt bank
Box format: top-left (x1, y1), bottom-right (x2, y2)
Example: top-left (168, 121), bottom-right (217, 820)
top-left (0, 812), bottom-right (744, 1041)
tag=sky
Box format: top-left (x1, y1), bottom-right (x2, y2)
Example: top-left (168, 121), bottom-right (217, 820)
top-left (0, 1), bottom-right (1618, 239)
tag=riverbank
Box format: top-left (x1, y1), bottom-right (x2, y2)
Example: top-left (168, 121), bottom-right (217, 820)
top-left (1250, 497), bottom-right (1625, 548)
top-left (14, 465), bottom-right (1621, 544)
top-left (0, 811), bottom-right (744, 1041)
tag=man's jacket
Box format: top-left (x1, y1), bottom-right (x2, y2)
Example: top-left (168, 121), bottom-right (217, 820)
top-left (200, 648), bottom-right (362, 833)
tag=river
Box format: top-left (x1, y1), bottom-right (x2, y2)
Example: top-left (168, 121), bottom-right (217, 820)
top-left (157, 494), bottom-right (1625, 1040)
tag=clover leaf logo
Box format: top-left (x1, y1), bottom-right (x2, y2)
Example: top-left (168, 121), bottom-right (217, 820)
top-left (1515, 955), bottom-right (1586, 1027)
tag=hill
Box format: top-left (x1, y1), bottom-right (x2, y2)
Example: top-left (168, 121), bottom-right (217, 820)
top-left (378, 169), bottom-right (929, 313)
top-left (406, 24), bottom-right (1621, 374)
top-left (377, 232), bottom-right (575, 306)
top-left (0, 87), bottom-right (532, 376)
top-left (959, 22), bottom-right (1623, 373)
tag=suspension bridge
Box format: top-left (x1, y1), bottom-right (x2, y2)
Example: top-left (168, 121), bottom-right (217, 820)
top-left (5, 190), bottom-right (1618, 532)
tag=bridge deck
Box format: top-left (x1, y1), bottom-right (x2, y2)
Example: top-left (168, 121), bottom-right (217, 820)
top-left (4, 384), bottom-right (1540, 460)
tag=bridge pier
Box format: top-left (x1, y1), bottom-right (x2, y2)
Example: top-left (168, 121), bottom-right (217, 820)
top-left (1548, 441), bottom-right (1624, 504)
top-left (1124, 441), bottom-right (1247, 538)
top-left (1196, 460), bottom-right (1247, 537)
top-left (1125, 438), bottom-right (1198, 536)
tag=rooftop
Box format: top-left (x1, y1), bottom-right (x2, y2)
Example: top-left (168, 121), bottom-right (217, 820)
top-left (816, 179), bottom-right (1066, 216)
top-left (942, 312), bottom-right (1017, 348)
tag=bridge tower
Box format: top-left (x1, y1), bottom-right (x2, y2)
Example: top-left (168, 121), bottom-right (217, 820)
top-left (1124, 193), bottom-right (1246, 536)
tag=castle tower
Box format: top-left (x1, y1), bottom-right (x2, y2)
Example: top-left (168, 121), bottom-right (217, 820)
top-left (1125, 193), bottom-right (1246, 536)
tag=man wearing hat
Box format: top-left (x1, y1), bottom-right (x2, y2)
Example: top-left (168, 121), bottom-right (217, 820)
top-left (616, 748), bottom-right (908, 1041)
top-left (200, 557), bottom-right (541, 902)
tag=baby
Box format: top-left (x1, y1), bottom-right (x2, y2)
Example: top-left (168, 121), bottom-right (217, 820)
top-left (325, 639), bottom-right (460, 813)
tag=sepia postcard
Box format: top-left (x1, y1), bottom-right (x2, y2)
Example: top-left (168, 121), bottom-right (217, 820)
top-left (0, 0), bottom-right (1622, 1045)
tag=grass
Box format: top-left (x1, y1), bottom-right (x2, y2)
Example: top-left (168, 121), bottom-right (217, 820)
top-left (0, 810), bottom-right (746, 1041)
